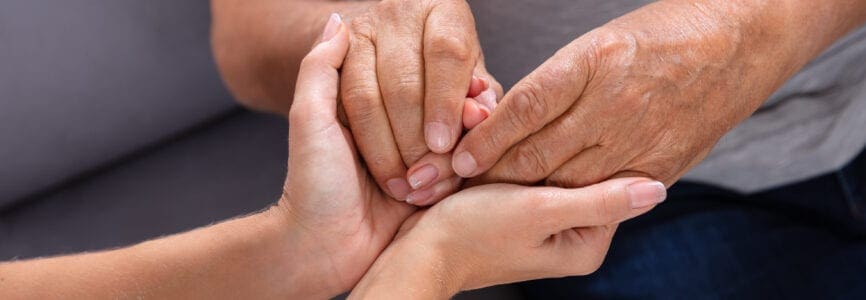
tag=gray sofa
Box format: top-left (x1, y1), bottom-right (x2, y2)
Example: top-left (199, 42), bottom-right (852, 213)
top-left (0, 1), bottom-right (519, 298)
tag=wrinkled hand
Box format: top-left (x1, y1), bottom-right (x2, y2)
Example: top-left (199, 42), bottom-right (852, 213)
top-left (341, 0), bottom-right (502, 204)
top-left (277, 16), bottom-right (414, 297)
top-left (350, 178), bottom-right (666, 298)
top-left (449, 1), bottom-right (793, 188)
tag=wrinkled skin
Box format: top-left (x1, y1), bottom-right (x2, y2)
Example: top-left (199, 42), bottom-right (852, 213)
top-left (447, 1), bottom-right (866, 189)
top-left (340, 0), bottom-right (502, 203)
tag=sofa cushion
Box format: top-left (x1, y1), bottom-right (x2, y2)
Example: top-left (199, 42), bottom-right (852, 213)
top-left (0, 0), bottom-right (235, 208)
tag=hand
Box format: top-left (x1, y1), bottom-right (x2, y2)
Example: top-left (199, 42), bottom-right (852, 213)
top-left (350, 178), bottom-right (667, 298)
top-left (277, 15), bottom-right (415, 297)
top-left (340, 0), bottom-right (502, 203)
top-left (446, 1), bottom-right (862, 188)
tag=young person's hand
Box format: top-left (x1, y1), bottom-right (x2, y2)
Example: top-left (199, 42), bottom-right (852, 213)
top-left (0, 16), bottom-right (414, 299)
top-left (276, 14), bottom-right (417, 297)
top-left (350, 177), bottom-right (667, 299)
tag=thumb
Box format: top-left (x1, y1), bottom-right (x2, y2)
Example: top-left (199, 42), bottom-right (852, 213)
top-left (289, 13), bottom-right (350, 133)
top-left (541, 178), bottom-right (667, 231)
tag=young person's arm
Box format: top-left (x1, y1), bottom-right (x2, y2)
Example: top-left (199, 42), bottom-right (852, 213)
top-left (0, 210), bottom-right (337, 299)
top-left (1, 16), bottom-right (399, 299)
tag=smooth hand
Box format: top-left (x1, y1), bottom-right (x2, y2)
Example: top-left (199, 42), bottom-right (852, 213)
top-left (350, 178), bottom-right (667, 299)
top-left (278, 15), bottom-right (414, 298)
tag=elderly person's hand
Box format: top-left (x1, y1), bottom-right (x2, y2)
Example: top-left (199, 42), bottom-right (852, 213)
top-left (340, 0), bottom-right (502, 204)
top-left (441, 0), bottom-right (866, 189)
top-left (212, 0), bottom-right (500, 204)
top-left (349, 178), bottom-right (666, 299)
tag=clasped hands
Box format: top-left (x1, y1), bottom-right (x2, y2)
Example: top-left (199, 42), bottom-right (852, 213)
top-left (281, 11), bottom-right (666, 299)
top-left (217, 0), bottom-right (794, 297)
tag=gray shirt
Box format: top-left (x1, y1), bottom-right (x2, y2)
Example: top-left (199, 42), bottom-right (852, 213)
top-left (470, 0), bottom-right (866, 193)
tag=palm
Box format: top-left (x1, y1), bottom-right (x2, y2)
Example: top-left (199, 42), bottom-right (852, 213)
top-left (285, 118), bottom-right (415, 289)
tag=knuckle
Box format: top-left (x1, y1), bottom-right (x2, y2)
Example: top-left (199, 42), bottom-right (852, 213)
top-left (426, 33), bottom-right (472, 63)
top-left (511, 140), bottom-right (551, 180)
top-left (505, 82), bottom-right (549, 132)
top-left (586, 27), bottom-right (638, 62)
top-left (348, 16), bottom-right (375, 40)
top-left (342, 86), bottom-right (381, 122)
top-left (399, 144), bottom-right (429, 165)
top-left (390, 73), bottom-right (424, 101)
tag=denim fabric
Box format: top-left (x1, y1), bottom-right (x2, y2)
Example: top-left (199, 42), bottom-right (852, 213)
top-left (520, 150), bottom-right (866, 299)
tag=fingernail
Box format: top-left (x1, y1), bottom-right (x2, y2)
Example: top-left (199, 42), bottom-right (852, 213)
top-left (386, 178), bottom-right (411, 201)
top-left (453, 152), bottom-right (477, 177)
top-left (406, 188), bottom-right (434, 206)
top-left (476, 88), bottom-right (497, 112)
top-left (407, 178), bottom-right (454, 206)
top-left (425, 122), bottom-right (452, 153)
top-left (408, 164), bottom-right (439, 190)
top-left (320, 13), bottom-right (342, 43)
top-left (468, 76), bottom-right (487, 97)
top-left (627, 180), bottom-right (667, 209)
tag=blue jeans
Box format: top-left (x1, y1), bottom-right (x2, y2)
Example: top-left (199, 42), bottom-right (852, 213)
top-left (520, 150), bottom-right (866, 299)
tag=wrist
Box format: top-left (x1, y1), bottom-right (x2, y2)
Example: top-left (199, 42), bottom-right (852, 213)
top-left (265, 204), bottom-right (348, 299)
top-left (350, 229), bottom-right (467, 299)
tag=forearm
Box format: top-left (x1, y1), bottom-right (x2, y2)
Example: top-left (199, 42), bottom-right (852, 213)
top-left (210, 0), bottom-right (374, 113)
top-left (0, 208), bottom-right (337, 299)
top-left (696, 0), bottom-right (866, 82)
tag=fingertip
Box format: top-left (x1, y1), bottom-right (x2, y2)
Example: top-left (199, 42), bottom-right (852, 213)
top-left (425, 121), bottom-right (457, 154)
top-left (452, 151), bottom-right (478, 178)
top-left (468, 76), bottom-right (487, 98)
top-left (309, 13), bottom-right (350, 69)
top-left (625, 179), bottom-right (667, 209)
top-left (386, 177), bottom-right (412, 202)
top-left (462, 98), bottom-right (489, 129)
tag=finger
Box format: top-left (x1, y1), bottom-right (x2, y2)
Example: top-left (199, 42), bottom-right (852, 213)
top-left (462, 98), bottom-right (490, 129)
top-left (544, 145), bottom-right (629, 188)
top-left (451, 43), bottom-right (593, 178)
top-left (423, 0), bottom-right (478, 154)
top-left (463, 75), bottom-right (497, 129)
top-left (472, 58), bottom-right (504, 104)
top-left (480, 107), bottom-right (602, 185)
top-left (290, 13), bottom-right (350, 133)
top-left (406, 176), bottom-right (462, 206)
top-left (342, 23), bottom-right (411, 201)
top-left (539, 178), bottom-right (666, 231)
top-left (376, 3), bottom-right (429, 165)
top-left (467, 76), bottom-right (486, 98)
top-left (406, 152), bottom-right (457, 191)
